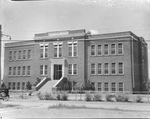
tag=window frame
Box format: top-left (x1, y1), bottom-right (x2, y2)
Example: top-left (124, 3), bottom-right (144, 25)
top-left (104, 44), bottom-right (109, 55)
top-left (118, 82), bottom-right (124, 92)
top-left (104, 82), bottom-right (109, 92)
top-left (97, 44), bottom-right (102, 56)
top-left (111, 44), bottom-right (116, 55)
top-left (97, 63), bottom-right (102, 75)
top-left (111, 63), bottom-right (116, 75)
top-left (111, 82), bottom-right (116, 92)
top-left (98, 82), bottom-right (102, 91)
top-left (68, 64), bottom-right (78, 75)
top-left (104, 63), bottom-right (109, 75)
top-left (118, 43), bottom-right (123, 55)
top-left (118, 62), bottom-right (124, 75)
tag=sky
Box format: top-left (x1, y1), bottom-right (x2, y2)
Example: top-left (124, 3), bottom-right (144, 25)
top-left (0, 0), bottom-right (150, 79)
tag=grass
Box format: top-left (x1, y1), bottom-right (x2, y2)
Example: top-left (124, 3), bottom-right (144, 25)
top-left (48, 103), bottom-right (88, 109)
top-left (0, 103), bottom-right (19, 108)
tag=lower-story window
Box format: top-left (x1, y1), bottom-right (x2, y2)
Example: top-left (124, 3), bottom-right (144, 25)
top-left (111, 82), bottom-right (116, 92)
top-left (17, 82), bottom-right (20, 90)
top-left (119, 82), bottom-right (124, 92)
top-left (104, 82), bottom-right (109, 91)
top-left (12, 82), bottom-right (16, 90)
top-left (91, 82), bottom-right (95, 90)
top-left (98, 82), bottom-right (102, 91)
top-left (22, 82), bottom-right (25, 90)
top-left (8, 82), bottom-right (11, 89)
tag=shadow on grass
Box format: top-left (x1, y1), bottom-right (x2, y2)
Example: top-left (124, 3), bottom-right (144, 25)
top-left (0, 103), bottom-right (20, 108)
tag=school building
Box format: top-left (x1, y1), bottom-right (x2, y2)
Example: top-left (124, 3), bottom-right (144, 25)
top-left (3, 29), bottom-right (149, 93)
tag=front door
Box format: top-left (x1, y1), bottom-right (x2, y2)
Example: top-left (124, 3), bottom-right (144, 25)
top-left (54, 64), bottom-right (62, 80)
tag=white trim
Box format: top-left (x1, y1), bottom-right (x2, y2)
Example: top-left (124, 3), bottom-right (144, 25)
top-left (110, 43), bottom-right (116, 55)
top-left (104, 44), bottom-right (109, 56)
top-left (117, 43), bottom-right (124, 55)
top-left (36, 77), bottom-right (47, 88)
top-left (97, 44), bottom-right (102, 56)
top-left (91, 63), bottom-right (96, 75)
top-left (53, 77), bottom-right (64, 87)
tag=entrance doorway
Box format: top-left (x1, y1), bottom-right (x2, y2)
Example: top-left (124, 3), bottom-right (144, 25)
top-left (54, 64), bottom-right (62, 80)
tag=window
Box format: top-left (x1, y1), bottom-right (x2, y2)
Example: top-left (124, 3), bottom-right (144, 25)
top-left (27, 66), bottom-right (31, 75)
top-left (118, 43), bottom-right (123, 54)
top-left (13, 51), bottom-right (17, 60)
top-left (111, 44), bottom-right (116, 55)
top-left (18, 50), bottom-right (22, 60)
top-left (91, 45), bottom-right (96, 56)
top-left (104, 44), bottom-right (109, 55)
top-left (111, 63), bottom-right (116, 74)
top-left (13, 67), bottom-right (16, 76)
top-left (119, 82), bottom-right (124, 92)
top-left (8, 82), bottom-right (11, 90)
top-left (9, 67), bottom-right (12, 76)
top-left (118, 63), bottom-right (124, 74)
top-left (68, 44), bottom-right (72, 57)
top-left (27, 50), bottom-right (31, 59)
top-left (40, 65), bottom-right (48, 75)
top-left (59, 44), bottom-right (62, 57)
top-left (22, 82), bottom-right (25, 90)
top-left (23, 50), bottom-right (26, 59)
top-left (91, 63), bottom-right (96, 75)
top-left (68, 64), bottom-right (78, 75)
top-left (104, 82), bottom-right (109, 91)
top-left (45, 65), bottom-right (48, 75)
top-left (22, 66), bottom-right (26, 76)
top-left (91, 82), bottom-right (95, 90)
top-left (73, 43), bottom-right (77, 57)
top-left (97, 45), bottom-right (102, 55)
top-left (53, 43), bottom-right (63, 58)
top-left (111, 82), bottom-right (116, 92)
top-left (98, 82), bottom-right (102, 91)
top-left (104, 63), bottom-right (109, 74)
top-left (17, 66), bottom-right (21, 76)
top-left (68, 64), bottom-right (72, 75)
top-left (40, 44), bottom-right (48, 58)
top-left (45, 45), bottom-right (48, 58)
top-left (9, 51), bottom-right (13, 60)
top-left (73, 64), bottom-right (77, 74)
top-left (68, 42), bottom-right (78, 57)
top-left (12, 82), bottom-right (15, 90)
top-left (17, 82), bottom-right (20, 90)
top-left (98, 63), bottom-right (102, 75)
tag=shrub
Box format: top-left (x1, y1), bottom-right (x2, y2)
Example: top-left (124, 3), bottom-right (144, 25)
top-left (56, 93), bottom-right (61, 100)
top-left (44, 92), bottom-right (54, 100)
top-left (115, 94), bottom-right (129, 102)
top-left (136, 96), bottom-right (142, 103)
top-left (37, 92), bottom-right (45, 100)
top-left (85, 93), bottom-right (93, 101)
top-left (61, 92), bottom-right (68, 101)
top-left (93, 93), bottom-right (102, 101)
top-left (106, 94), bottom-right (114, 102)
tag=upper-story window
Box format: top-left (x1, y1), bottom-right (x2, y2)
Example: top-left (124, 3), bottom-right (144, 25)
top-left (111, 63), bottom-right (116, 74)
top-left (23, 50), bottom-right (26, 60)
top-left (118, 43), bottom-right (123, 55)
top-left (40, 44), bottom-right (48, 58)
top-left (22, 66), bottom-right (26, 76)
top-left (98, 63), bottom-right (102, 75)
top-left (68, 41), bottom-right (78, 57)
top-left (13, 67), bottom-right (16, 76)
top-left (13, 51), bottom-right (17, 61)
top-left (53, 42), bottom-right (63, 58)
top-left (27, 50), bottom-right (31, 59)
top-left (91, 63), bottom-right (96, 75)
top-left (104, 63), bottom-right (109, 74)
top-left (91, 45), bottom-right (96, 56)
top-left (9, 67), bottom-right (12, 76)
top-left (97, 45), bottom-right (102, 55)
top-left (111, 44), bottom-right (116, 55)
top-left (17, 66), bottom-right (21, 76)
top-left (118, 63), bottom-right (124, 74)
top-left (9, 51), bottom-right (13, 60)
top-left (18, 50), bottom-right (22, 60)
top-left (104, 44), bottom-right (109, 55)
top-left (27, 66), bottom-right (31, 76)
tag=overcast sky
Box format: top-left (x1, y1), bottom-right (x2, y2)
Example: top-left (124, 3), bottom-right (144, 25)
top-left (0, 0), bottom-right (150, 79)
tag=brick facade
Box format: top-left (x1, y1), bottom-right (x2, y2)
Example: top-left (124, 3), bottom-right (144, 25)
top-left (3, 29), bottom-right (149, 93)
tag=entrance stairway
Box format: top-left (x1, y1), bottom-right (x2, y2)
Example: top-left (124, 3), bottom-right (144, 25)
top-left (35, 77), bottom-right (67, 94)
